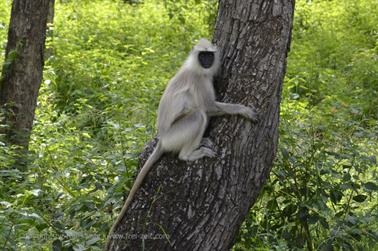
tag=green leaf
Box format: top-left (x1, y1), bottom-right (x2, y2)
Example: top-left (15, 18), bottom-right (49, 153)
top-left (335, 211), bottom-right (344, 217)
top-left (342, 173), bottom-right (351, 181)
top-left (330, 190), bottom-right (343, 204)
top-left (73, 244), bottom-right (86, 251)
top-left (297, 206), bottom-right (309, 222)
top-left (282, 204), bottom-right (297, 217)
top-left (319, 217), bottom-right (329, 229)
top-left (64, 229), bottom-right (82, 238)
top-left (352, 194), bottom-right (367, 203)
top-left (267, 199), bottom-right (278, 210)
top-left (52, 239), bottom-right (62, 251)
top-left (308, 214), bottom-right (319, 224)
top-left (319, 240), bottom-right (333, 251)
top-left (346, 215), bottom-right (358, 225)
top-left (363, 182), bottom-right (378, 191)
top-left (86, 236), bottom-right (101, 245)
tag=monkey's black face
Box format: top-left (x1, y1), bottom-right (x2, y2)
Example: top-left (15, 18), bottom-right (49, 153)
top-left (198, 51), bottom-right (215, 69)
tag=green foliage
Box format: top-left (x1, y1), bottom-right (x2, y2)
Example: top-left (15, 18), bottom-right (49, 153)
top-left (1, 0), bottom-right (212, 250)
top-left (162, 0), bottom-right (218, 34)
top-left (0, 0), bottom-right (10, 65)
top-left (235, 0), bottom-right (378, 250)
top-left (0, 0), bottom-right (377, 250)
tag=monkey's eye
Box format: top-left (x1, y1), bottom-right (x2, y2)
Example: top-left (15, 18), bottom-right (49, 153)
top-left (198, 51), bottom-right (215, 69)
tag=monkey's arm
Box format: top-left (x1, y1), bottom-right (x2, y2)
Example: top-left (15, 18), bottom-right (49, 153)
top-left (207, 101), bottom-right (258, 122)
top-left (171, 105), bottom-right (193, 125)
top-left (168, 90), bottom-right (194, 125)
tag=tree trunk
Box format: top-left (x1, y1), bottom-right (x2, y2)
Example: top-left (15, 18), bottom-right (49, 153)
top-left (45, 0), bottom-right (55, 59)
top-left (47, 0), bottom-right (55, 25)
top-left (0, 0), bottom-right (50, 148)
top-left (107, 0), bottom-right (294, 250)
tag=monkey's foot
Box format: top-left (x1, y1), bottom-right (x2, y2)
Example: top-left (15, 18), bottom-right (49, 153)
top-left (200, 138), bottom-right (214, 149)
top-left (181, 146), bottom-right (216, 161)
top-left (200, 146), bottom-right (216, 158)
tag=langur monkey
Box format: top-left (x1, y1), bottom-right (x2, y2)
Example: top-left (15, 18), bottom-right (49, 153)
top-left (106, 38), bottom-right (257, 246)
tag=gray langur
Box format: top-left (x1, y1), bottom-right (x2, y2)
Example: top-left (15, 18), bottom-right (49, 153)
top-left (106, 38), bottom-right (258, 245)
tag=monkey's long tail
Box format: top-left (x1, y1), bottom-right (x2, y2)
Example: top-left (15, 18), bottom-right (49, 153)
top-left (105, 141), bottom-right (163, 250)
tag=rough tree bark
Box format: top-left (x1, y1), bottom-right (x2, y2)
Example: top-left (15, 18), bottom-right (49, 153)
top-left (107, 0), bottom-right (294, 250)
top-left (0, 0), bottom-right (50, 148)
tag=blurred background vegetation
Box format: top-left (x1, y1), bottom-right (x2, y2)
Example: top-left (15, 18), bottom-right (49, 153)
top-left (0, 0), bottom-right (377, 250)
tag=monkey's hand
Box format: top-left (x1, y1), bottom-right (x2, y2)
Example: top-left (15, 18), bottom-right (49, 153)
top-left (209, 102), bottom-right (258, 122)
top-left (240, 106), bottom-right (258, 122)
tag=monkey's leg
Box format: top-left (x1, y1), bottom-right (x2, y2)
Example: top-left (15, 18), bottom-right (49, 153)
top-left (177, 111), bottom-right (215, 161)
top-left (160, 111), bottom-right (215, 161)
